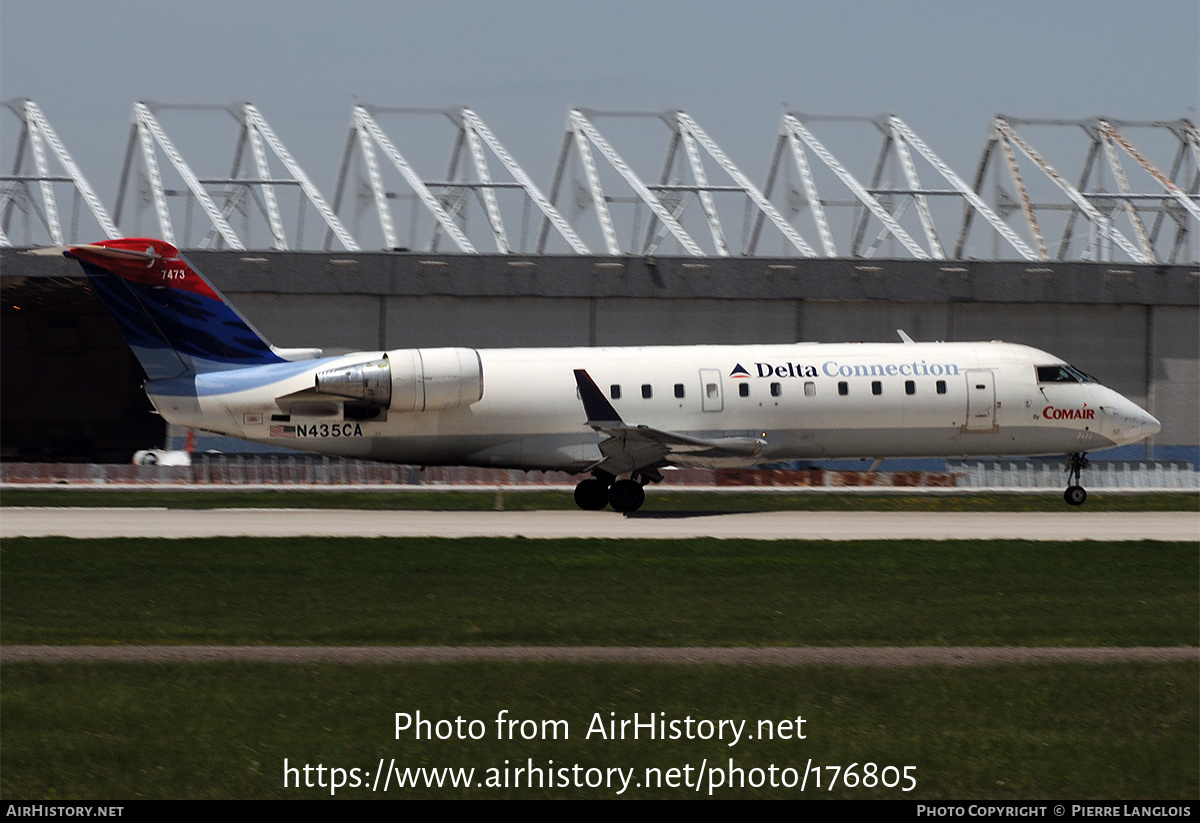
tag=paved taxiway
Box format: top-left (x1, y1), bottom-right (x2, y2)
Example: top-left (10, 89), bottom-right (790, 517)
top-left (3, 508), bottom-right (1197, 541)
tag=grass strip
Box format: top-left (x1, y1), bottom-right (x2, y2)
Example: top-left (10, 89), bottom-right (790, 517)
top-left (3, 537), bottom-right (1195, 647)
top-left (2, 661), bottom-right (1195, 799)
top-left (2, 488), bottom-right (1196, 511)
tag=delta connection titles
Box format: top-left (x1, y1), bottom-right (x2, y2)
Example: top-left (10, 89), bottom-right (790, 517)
top-left (742, 358), bottom-right (962, 379)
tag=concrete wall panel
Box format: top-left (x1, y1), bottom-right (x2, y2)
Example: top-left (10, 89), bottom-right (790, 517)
top-left (1149, 305), bottom-right (1200, 447)
top-left (797, 301), bottom-right (951, 344)
top-left (233, 293), bottom-right (382, 352)
top-left (593, 298), bottom-right (797, 346)
top-left (385, 296), bottom-right (591, 349)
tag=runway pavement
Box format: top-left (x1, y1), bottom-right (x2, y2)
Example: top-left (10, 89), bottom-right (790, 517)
top-left (3, 507), bottom-right (1197, 540)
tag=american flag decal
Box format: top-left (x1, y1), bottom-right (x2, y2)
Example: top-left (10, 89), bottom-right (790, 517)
top-left (269, 425), bottom-right (295, 438)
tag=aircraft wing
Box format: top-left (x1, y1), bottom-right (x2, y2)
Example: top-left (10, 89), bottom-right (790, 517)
top-left (573, 369), bottom-right (766, 474)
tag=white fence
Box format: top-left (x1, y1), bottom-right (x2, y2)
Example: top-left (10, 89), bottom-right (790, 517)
top-left (951, 460), bottom-right (1198, 490)
top-left (2, 457), bottom-right (1196, 491)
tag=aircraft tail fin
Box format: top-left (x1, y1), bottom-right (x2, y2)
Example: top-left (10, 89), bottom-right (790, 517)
top-left (65, 238), bottom-right (292, 379)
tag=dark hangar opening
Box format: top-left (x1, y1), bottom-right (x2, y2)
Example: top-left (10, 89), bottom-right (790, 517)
top-left (1, 276), bottom-right (164, 462)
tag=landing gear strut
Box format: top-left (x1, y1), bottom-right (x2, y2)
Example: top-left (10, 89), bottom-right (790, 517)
top-left (1064, 452), bottom-right (1089, 506)
top-left (573, 469), bottom-right (659, 512)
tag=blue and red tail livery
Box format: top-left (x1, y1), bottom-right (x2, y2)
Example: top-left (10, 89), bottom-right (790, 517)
top-left (65, 238), bottom-right (285, 379)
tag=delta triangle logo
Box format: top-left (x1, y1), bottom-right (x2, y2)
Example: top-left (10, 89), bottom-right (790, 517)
top-left (730, 363), bottom-right (751, 378)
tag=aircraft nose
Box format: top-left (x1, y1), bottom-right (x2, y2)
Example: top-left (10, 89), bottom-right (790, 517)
top-left (1138, 408), bottom-right (1162, 439)
top-left (1101, 393), bottom-right (1160, 446)
top-left (1118, 400), bottom-right (1160, 443)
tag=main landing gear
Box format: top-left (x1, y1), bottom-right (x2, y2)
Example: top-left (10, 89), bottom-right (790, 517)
top-left (573, 469), bottom-right (661, 513)
top-left (1064, 452), bottom-right (1090, 506)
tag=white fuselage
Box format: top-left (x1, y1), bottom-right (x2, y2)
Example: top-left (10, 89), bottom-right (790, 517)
top-left (145, 340), bottom-right (1158, 472)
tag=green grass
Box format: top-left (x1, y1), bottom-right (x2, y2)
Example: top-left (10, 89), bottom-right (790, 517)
top-left (3, 537), bottom-right (1195, 647)
top-left (2, 662), bottom-right (1195, 799)
top-left (4, 534), bottom-right (1195, 799)
top-left (2, 488), bottom-right (1196, 511)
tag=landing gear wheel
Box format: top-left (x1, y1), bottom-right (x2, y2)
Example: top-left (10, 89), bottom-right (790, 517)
top-left (1064, 452), bottom-right (1090, 507)
top-left (573, 478), bottom-right (610, 510)
top-left (608, 478), bottom-right (646, 513)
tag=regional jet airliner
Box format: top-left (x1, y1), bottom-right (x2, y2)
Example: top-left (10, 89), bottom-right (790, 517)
top-left (65, 238), bottom-right (1160, 511)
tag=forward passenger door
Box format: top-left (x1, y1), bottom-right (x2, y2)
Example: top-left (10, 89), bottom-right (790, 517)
top-left (964, 370), bottom-right (997, 432)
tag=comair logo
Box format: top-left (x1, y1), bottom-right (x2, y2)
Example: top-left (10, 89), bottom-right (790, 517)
top-left (1043, 405), bottom-right (1095, 420)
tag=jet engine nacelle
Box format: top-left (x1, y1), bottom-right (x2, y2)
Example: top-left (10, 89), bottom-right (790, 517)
top-left (314, 347), bottom-right (483, 412)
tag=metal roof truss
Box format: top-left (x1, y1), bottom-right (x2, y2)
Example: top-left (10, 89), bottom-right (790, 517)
top-left (330, 106), bottom-right (586, 254)
top-left (3, 98), bottom-right (1194, 263)
top-left (761, 114), bottom-right (1040, 261)
top-left (969, 118), bottom-right (1199, 264)
top-left (546, 110), bottom-right (817, 257)
top-left (113, 102), bottom-right (357, 252)
top-left (1, 99), bottom-right (118, 247)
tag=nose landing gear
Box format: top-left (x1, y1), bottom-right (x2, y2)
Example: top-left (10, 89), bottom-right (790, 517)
top-left (1064, 452), bottom-right (1090, 506)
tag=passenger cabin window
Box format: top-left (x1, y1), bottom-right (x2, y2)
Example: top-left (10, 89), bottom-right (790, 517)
top-left (641, 384), bottom-right (652, 399)
top-left (905, 380), bottom-right (916, 395)
top-left (871, 381), bottom-right (882, 396)
top-left (738, 383), bottom-right (750, 397)
top-left (774, 382), bottom-right (785, 397)
top-left (610, 385), bottom-right (621, 400)
top-left (706, 383), bottom-right (719, 399)
top-left (936, 380), bottom-right (947, 394)
top-left (674, 384), bottom-right (685, 398)
top-left (803, 381), bottom-right (815, 397)
top-left (838, 381), bottom-right (849, 396)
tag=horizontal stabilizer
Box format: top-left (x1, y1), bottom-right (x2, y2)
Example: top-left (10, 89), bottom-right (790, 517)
top-left (69, 242), bottom-right (161, 263)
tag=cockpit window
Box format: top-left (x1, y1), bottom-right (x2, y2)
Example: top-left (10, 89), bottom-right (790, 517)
top-left (1036, 365), bottom-right (1098, 384)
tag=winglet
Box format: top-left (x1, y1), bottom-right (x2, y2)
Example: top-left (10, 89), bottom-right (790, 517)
top-left (897, 329), bottom-right (915, 344)
top-left (573, 369), bottom-right (624, 425)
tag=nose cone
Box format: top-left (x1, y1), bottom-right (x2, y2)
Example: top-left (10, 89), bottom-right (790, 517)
top-left (1136, 408), bottom-right (1162, 440)
top-left (1110, 398), bottom-right (1161, 446)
